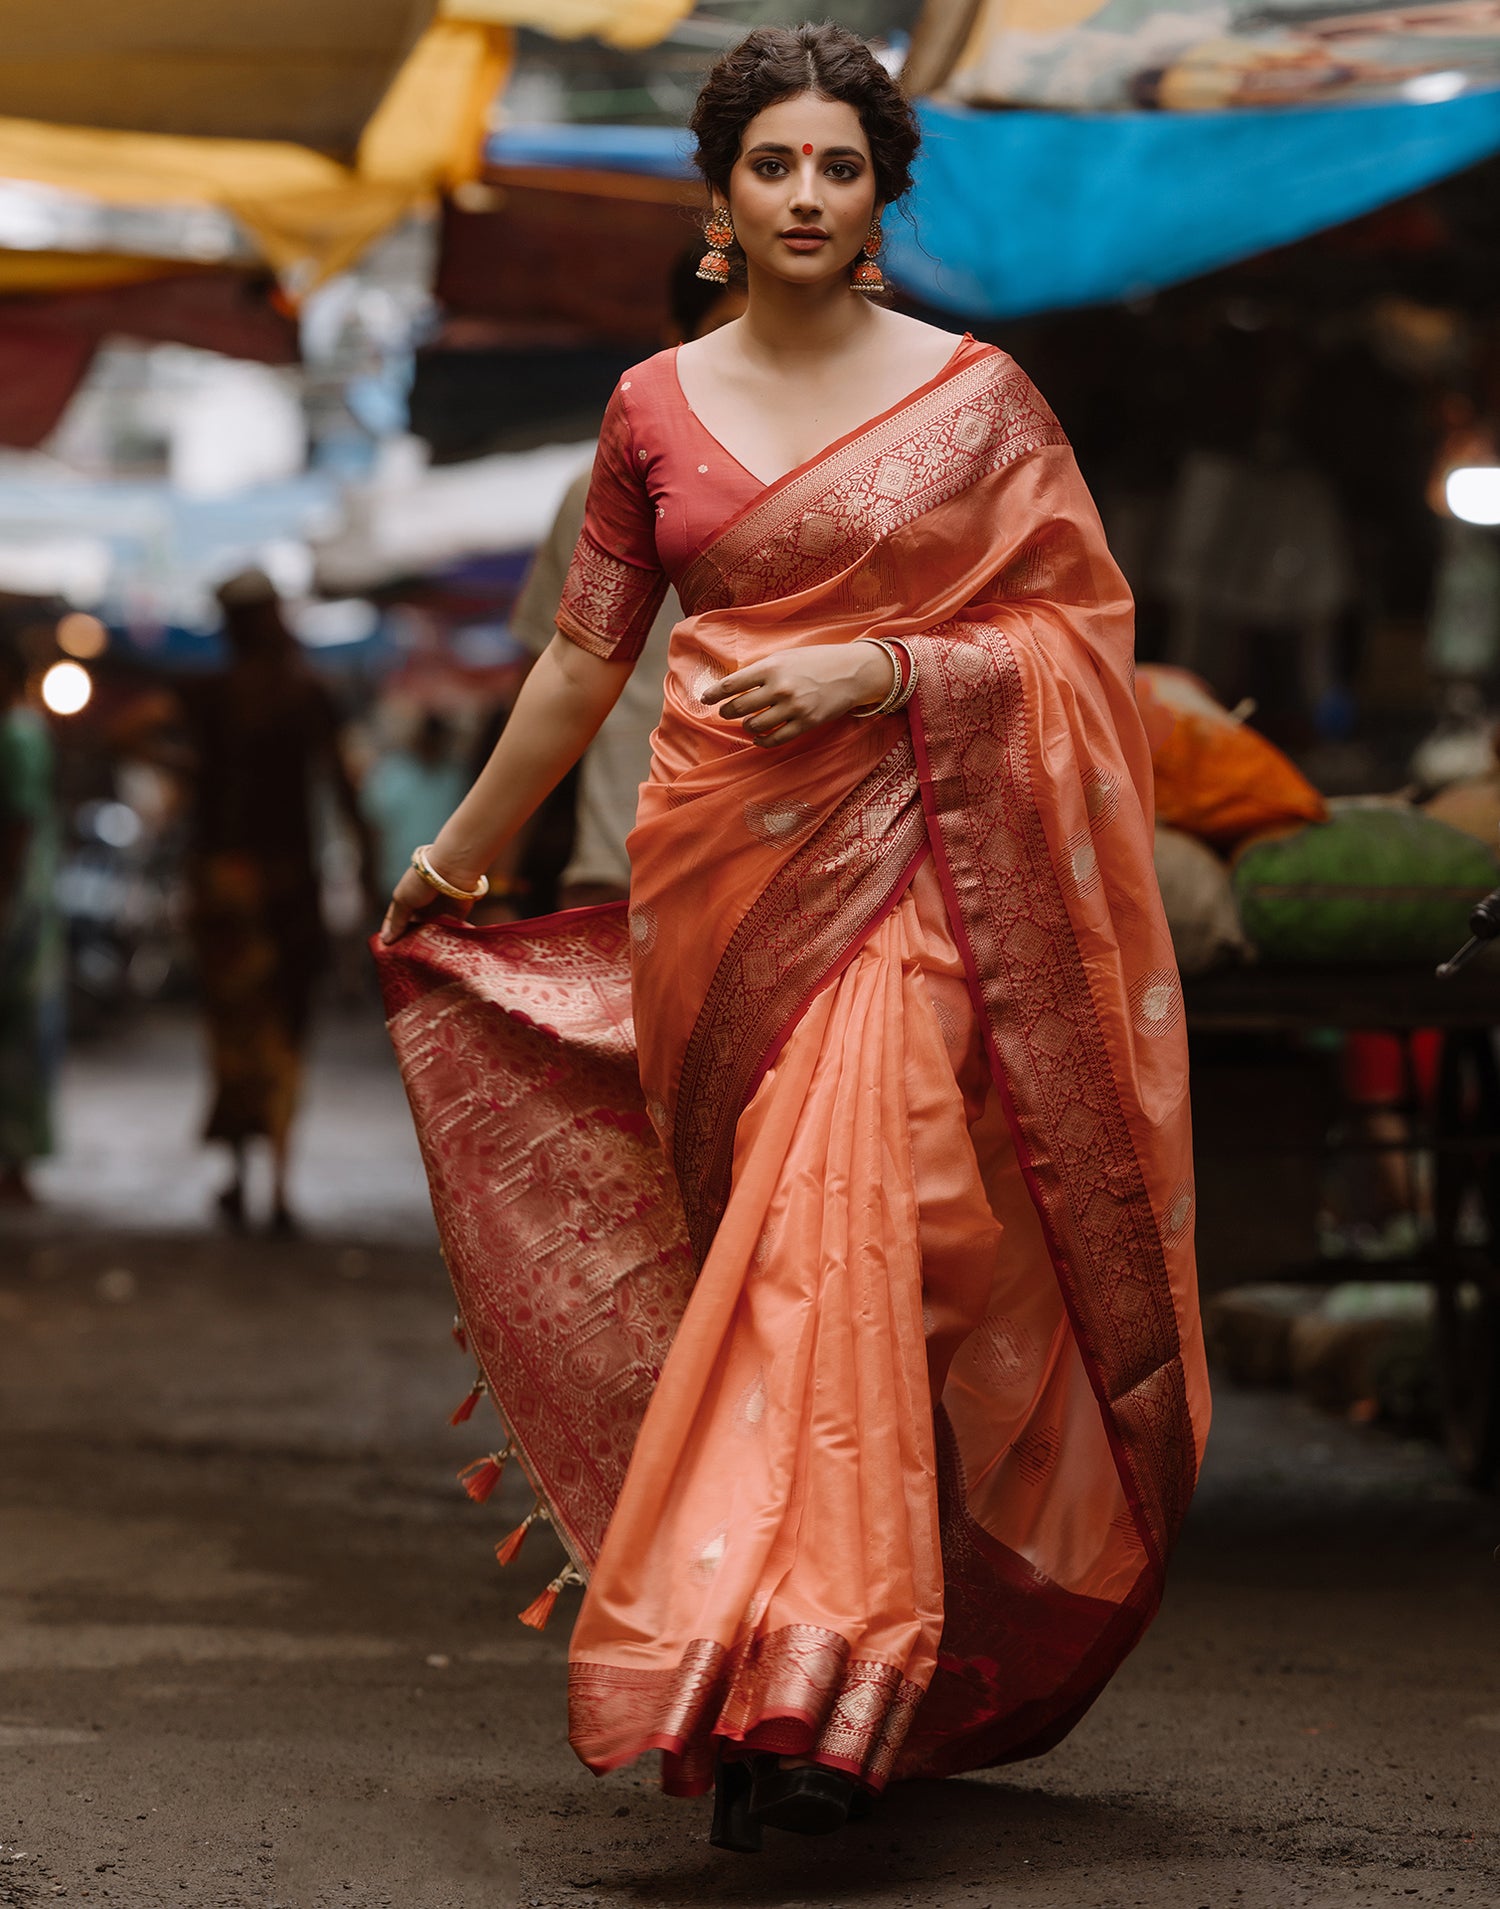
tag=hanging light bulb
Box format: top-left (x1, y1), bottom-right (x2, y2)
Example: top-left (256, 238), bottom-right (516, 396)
top-left (40, 660), bottom-right (92, 715)
top-left (1445, 466), bottom-right (1500, 527)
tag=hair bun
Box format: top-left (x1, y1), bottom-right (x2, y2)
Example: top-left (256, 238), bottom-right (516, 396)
top-left (690, 22), bottom-right (919, 211)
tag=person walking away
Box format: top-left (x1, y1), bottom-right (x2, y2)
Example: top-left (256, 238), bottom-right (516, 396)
top-left (176, 571), bottom-right (374, 1234)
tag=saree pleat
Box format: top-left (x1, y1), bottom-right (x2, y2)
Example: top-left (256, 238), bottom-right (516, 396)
top-left (376, 341), bottom-right (1208, 1799)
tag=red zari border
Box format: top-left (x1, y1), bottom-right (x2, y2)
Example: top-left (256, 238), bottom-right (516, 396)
top-left (569, 1625), bottom-right (927, 1798)
top-left (670, 735), bottom-right (929, 1263)
top-left (907, 624), bottom-right (1196, 1569)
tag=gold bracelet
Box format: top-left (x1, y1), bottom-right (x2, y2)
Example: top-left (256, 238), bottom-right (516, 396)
top-left (851, 638), bottom-right (904, 719)
top-left (887, 637), bottom-right (919, 712)
top-left (411, 845), bottom-right (490, 903)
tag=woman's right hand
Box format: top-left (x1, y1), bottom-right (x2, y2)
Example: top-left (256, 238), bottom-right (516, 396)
top-left (379, 862), bottom-right (477, 945)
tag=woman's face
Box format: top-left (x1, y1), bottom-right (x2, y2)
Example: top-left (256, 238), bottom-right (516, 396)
top-left (723, 91), bottom-right (878, 290)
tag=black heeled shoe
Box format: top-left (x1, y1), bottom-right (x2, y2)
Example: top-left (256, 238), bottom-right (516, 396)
top-left (748, 1758), bottom-right (856, 1836)
top-left (709, 1756), bottom-right (762, 1854)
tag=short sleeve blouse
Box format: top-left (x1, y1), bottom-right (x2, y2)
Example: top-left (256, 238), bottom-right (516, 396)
top-left (556, 351), bottom-right (772, 662)
top-left (555, 376), bottom-right (671, 664)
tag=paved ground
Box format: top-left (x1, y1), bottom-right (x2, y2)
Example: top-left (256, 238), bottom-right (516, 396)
top-left (2, 1009), bottom-right (1499, 1909)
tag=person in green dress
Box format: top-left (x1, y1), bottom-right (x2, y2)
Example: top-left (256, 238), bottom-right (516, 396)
top-left (0, 637), bottom-right (63, 1205)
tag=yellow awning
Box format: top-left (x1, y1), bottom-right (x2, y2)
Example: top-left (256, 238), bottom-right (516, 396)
top-left (0, 0), bottom-right (694, 292)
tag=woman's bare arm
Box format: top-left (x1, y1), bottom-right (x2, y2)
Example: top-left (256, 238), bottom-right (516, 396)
top-left (380, 634), bottom-right (632, 942)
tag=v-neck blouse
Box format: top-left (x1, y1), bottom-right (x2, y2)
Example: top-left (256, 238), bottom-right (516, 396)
top-left (554, 335), bottom-right (989, 664)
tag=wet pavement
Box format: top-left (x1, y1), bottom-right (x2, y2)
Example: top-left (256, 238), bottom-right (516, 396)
top-left (2, 1008), bottom-right (1499, 1909)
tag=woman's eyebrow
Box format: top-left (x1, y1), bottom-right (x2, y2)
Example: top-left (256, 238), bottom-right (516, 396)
top-left (744, 142), bottom-right (866, 159)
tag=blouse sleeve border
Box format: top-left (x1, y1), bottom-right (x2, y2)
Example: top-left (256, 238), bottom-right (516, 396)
top-left (556, 526), bottom-right (667, 665)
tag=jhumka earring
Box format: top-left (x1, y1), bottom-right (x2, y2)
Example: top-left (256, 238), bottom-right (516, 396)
top-left (852, 220), bottom-right (886, 296)
top-left (697, 205), bottom-right (735, 285)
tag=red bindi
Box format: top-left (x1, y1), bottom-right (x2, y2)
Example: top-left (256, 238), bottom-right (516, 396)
top-left (802, 144), bottom-right (814, 155)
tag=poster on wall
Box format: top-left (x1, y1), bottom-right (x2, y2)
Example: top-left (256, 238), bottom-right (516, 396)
top-left (941, 0), bottom-right (1500, 110)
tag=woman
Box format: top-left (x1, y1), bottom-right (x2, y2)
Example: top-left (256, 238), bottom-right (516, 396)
top-left (378, 22), bottom-right (1208, 1853)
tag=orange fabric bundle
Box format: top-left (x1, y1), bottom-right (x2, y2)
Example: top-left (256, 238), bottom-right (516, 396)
top-left (1136, 665), bottom-right (1326, 850)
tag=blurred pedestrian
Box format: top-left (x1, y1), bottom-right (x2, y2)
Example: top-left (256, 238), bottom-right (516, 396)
top-left (508, 249), bottom-right (746, 908)
top-left (0, 638), bottom-right (62, 1204)
top-left (362, 711), bottom-right (468, 898)
top-left (176, 571), bottom-right (374, 1234)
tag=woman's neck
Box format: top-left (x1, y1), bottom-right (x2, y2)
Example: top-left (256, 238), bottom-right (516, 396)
top-left (735, 267), bottom-right (880, 371)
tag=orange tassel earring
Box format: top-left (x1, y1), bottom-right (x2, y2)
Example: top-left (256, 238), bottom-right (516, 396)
top-left (852, 220), bottom-right (886, 296)
top-left (697, 205), bottom-right (734, 285)
top-left (518, 1564), bottom-right (584, 1633)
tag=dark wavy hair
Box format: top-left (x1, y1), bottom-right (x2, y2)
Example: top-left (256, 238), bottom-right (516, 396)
top-left (690, 22), bottom-right (920, 210)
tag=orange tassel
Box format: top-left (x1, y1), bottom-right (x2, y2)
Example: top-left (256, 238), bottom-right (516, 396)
top-left (451, 1314), bottom-right (468, 1354)
top-left (518, 1565), bottom-right (583, 1633)
top-left (457, 1447), bottom-right (510, 1504)
top-left (494, 1503), bottom-right (546, 1567)
top-left (448, 1374), bottom-right (485, 1426)
top-left (517, 1583), bottom-right (559, 1631)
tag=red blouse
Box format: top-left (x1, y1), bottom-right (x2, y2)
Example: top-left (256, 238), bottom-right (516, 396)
top-left (555, 337), bottom-right (985, 662)
top-left (555, 348), bottom-right (762, 663)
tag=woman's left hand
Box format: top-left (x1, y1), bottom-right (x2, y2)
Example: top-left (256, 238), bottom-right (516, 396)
top-left (702, 641), bottom-right (894, 747)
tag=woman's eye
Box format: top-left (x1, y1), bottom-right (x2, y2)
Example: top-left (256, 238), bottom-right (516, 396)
top-left (753, 160), bottom-right (786, 177)
top-left (827, 164), bottom-right (859, 181)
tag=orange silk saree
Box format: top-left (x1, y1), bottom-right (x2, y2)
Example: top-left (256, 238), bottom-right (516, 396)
top-left (375, 343), bottom-right (1208, 1800)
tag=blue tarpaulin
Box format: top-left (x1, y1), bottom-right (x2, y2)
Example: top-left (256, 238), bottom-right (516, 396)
top-left (489, 88), bottom-right (1500, 320)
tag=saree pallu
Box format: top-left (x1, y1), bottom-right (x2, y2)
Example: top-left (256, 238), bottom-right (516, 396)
top-left (377, 349), bottom-right (1208, 1797)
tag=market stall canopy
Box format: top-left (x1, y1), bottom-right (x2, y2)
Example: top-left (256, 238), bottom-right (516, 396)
top-left (0, 1), bottom-right (435, 155)
top-left (890, 89), bottom-right (1500, 317)
top-left (911, 0), bottom-right (1500, 112)
top-left (485, 82), bottom-right (1500, 321)
top-left (0, 270), bottom-right (298, 449)
top-left (0, 0), bottom-right (693, 291)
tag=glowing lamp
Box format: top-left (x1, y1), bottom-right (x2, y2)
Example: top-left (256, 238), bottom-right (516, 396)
top-left (1445, 466), bottom-right (1500, 528)
top-left (41, 661), bottom-right (92, 715)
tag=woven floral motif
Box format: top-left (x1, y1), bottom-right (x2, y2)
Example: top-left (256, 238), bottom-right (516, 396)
top-left (558, 531), bottom-right (669, 661)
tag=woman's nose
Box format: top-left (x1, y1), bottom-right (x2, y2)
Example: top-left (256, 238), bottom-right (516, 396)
top-left (789, 169), bottom-right (822, 216)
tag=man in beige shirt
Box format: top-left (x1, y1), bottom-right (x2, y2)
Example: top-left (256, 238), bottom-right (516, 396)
top-left (509, 255), bottom-right (744, 908)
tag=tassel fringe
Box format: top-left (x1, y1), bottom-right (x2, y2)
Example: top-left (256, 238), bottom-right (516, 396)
top-left (451, 1313), bottom-right (468, 1354)
top-left (494, 1501), bottom-right (547, 1567)
top-left (448, 1372), bottom-right (486, 1426)
top-left (457, 1444), bottom-right (513, 1504)
top-left (518, 1564), bottom-right (584, 1633)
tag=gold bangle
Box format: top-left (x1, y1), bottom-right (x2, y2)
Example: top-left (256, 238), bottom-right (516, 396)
top-left (887, 637), bottom-right (919, 712)
top-left (411, 845), bottom-right (490, 903)
top-left (851, 638), bottom-right (904, 719)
